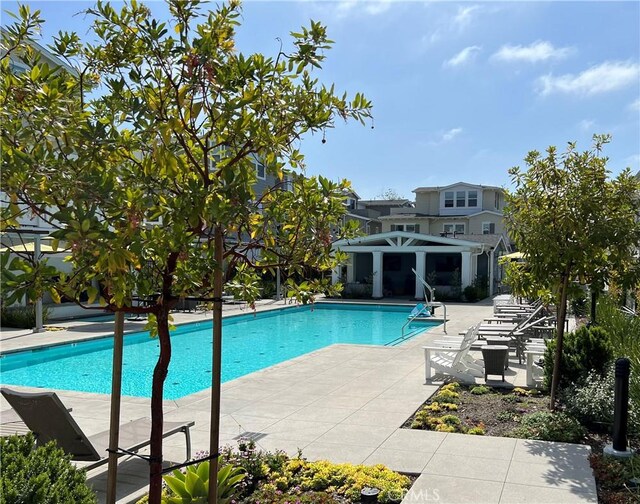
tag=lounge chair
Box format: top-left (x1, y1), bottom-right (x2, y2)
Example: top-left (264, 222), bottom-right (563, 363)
top-left (1, 388), bottom-right (194, 470)
top-left (477, 316), bottom-right (553, 363)
top-left (423, 327), bottom-right (483, 383)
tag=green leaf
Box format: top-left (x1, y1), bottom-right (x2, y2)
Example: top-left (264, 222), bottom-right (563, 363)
top-left (162, 475), bottom-right (190, 498)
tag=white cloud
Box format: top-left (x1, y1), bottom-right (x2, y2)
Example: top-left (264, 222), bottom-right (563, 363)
top-left (454, 5), bottom-right (480, 29)
top-left (334, 0), bottom-right (395, 17)
top-left (492, 41), bottom-right (573, 63)
top-left (578, 119), bottom-right (595, 132)
top-left (630, 98), bottom-right (640, 112)
top-left (537, 61), bottom-right (640, 96)
top-left (429, 127), bottom-right (463, 146)
top-left (443, 45), bottom-right (481, 68)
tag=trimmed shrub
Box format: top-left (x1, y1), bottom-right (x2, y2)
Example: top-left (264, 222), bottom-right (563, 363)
top-left (543, 325), bottom-right (613, 390)
top-left (0, 433), bottom-right (96, 503)
top-left (597, 295), bottom-right (640, 426)
top-left (463, 285), bottom-right (479, 303)
top-left (508, 411), bottom-right (586, 443)
top-left (562, 368), bottom-right (640, 434)
top-left (0, 305), bottom-right (50, 329)
top-left (470, 385), bottom-right (491, 395)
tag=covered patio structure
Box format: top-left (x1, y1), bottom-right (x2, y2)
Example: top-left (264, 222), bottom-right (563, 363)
top-left (332, 231), bottom-right (506, 299)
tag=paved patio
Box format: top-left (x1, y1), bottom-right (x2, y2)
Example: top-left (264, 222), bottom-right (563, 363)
top-left (0, 299), bottom-right (596, 503)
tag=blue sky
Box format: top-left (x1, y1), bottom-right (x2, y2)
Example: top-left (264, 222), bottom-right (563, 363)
top-left (2, 1), bottom-right (639, 199)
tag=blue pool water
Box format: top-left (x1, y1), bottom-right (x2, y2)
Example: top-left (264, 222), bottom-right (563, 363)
top-left (0, 303), bottom-right (439, 399)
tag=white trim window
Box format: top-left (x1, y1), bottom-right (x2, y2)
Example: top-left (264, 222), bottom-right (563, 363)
top-left (482, 222), bottom-right (496, 234)
top-left (468, 190), bottom-right (478, 208)
top-left (255, 160), bottom-right (266, 180)
top-left (391, 224), bottom-right (420, 233)
top-left (444, 191), bottom-right (454, 208)
top-left (443, 223), bottom-right (465, 234)
top-left (456, 191), bottom-right (466, 207)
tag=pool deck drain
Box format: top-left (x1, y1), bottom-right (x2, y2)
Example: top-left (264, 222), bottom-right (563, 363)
top-left (0, 300), bottom-right (596, 503)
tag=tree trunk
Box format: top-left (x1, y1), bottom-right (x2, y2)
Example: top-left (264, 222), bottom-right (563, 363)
top-left (208, 226), bottom-right (224, 504)
top-left (550, 272), bottom-right (570, 410)
top-left (148, 308), bottom-right (172, 504)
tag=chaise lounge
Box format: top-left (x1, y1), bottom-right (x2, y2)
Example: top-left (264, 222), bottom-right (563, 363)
top-left (1, 388), bottom-right (194, 470)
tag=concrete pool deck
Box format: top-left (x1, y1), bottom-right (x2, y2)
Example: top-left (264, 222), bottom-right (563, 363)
top-left (0, 299), bottom-right (596, 503)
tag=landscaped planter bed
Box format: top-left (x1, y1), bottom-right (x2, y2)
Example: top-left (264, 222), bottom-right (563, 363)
top-left (403, 383), bottom-right (549, 437)
top-left (403, 382), bottom-right (640, 503)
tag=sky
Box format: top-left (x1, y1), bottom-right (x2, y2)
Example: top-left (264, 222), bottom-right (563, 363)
top-left (2, 0), bottom-right (639, 199)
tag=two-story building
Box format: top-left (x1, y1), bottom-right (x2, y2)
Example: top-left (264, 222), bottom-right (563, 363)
top-left (331, 183), bottom-right (510, 300)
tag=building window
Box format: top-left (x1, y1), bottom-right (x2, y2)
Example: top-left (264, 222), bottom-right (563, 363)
top-left (482, 222), bottom-right (495, 234)
top-left (444, 191), bottom-right (454, 208)
top-left (406, 224), bottom-right (420, 233)
top-left (456, 191), bottom-right (466, 207)
top-left (495, 193), bottom-right (500, 209)
top-left (255, 161), bottom-right (266, 180)
top-left (468, 190), bottom-right (478, 207)
top-left (443, 223), bottom-right (465, 234)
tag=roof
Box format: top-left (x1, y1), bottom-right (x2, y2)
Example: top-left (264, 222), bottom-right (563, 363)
top-left (343, 189), bottom-right (361, 200)
top-left (1, 27), bottom-right (78, 76)
top-left (333, 230), bottom-right (485, 249)
top-left (413, 182), bottom-right (504, 193)
top-left (378, 213), bottom-right (431, 220)
top-left (467, 210), bottom-right (504, 218)
top-left (453, 234), bottom-right (506, 248)
top-left (358, 199), bottom-right (413, 206)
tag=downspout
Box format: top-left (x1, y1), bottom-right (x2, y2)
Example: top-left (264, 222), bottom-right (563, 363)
top-left (489, 247), bottom-right (495, 297)
top-left (470, 244), bottom-right (486, 287)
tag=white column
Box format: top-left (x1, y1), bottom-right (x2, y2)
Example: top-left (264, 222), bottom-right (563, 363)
top-left (414, 251), bottom-right (426, 300)
top-left (331, 266), bottom-right (340, 285)
top-left (461, 251), bottom-right (472, 288)
top-left (372, 251), bottom-right (383, 298)
top-left (346, 254), bottom-right (355, 283)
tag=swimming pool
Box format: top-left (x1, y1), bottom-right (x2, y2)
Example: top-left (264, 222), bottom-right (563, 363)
top-left (0, 303), bottom-right (439, 399)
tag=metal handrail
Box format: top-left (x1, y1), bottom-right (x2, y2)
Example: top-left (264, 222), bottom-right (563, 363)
top-left (412, 268), bottom-right (435, 303)
top-left (401, 305), bottom-right (429, 339)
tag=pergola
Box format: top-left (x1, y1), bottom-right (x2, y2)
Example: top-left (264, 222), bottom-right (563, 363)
top-left (332, 231), bottom-right (499, 299)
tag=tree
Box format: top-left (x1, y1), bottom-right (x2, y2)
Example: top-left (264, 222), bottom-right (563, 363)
top-left (504, 135), bottom-right (640, 408)
top-left (0, 2), bottom-right (372, 502)
top-left (375, 188), bottom-right (405, 200)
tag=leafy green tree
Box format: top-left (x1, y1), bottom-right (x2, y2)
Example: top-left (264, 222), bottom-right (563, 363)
top-left (504, 135), bottom-right (640, 408)
top-left (0, 2), bottom-right (371, 502)
top-left (375, 188), bottom-right (405, 200)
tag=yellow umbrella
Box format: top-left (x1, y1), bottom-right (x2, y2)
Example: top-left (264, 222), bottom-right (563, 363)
top-left (0, 243), bottom-right (59, 253)
top-left (502, 251), bottom-right (524, 260)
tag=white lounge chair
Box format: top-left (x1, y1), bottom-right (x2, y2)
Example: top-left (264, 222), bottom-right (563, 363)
top-left (423, 326), bottom-right (483, 383)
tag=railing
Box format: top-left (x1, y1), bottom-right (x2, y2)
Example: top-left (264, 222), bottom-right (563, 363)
top-left (412, 268), bottom-right (435, 303)
top-left (400, 304), bottom-right (429, 340)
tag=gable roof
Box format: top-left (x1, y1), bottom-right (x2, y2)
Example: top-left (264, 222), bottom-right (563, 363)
top-left (413, 182), bottom-right (503, 193)
top-left (333, 230), bottom-right (484, 249)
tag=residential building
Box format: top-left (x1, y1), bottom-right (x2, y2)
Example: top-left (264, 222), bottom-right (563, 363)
top-left (332, 182), bottom-right (510, 299)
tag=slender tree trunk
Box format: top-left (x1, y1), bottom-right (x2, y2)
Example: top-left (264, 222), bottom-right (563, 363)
top-left (148, 308), bottom-right (172, 504)
top-left (550, 271), bottom-right (570, 410)
top-left (208, 225), bottom-right (224, 504)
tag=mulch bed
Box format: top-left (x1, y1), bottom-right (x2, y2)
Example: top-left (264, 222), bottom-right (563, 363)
top-left (402, 385), bottom-right (548, 436)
